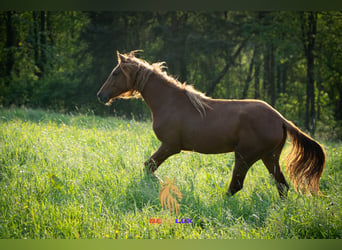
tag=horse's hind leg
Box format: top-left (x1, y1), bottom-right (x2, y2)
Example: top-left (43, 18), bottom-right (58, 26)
top-left (262, 152), bottom-right (289, 198)
top-left (226, 152), bottom-right (257, 196)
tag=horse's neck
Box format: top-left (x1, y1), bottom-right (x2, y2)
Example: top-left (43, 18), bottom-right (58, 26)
top-left (140, 74), bottom-right (181, 116)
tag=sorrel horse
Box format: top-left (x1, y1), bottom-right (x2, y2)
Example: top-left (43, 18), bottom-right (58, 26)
top-left (97, 51), bottom-right (326, 198)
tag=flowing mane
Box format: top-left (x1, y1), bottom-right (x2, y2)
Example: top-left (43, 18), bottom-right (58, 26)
top-left (120, 52), bottom-right (211, 117)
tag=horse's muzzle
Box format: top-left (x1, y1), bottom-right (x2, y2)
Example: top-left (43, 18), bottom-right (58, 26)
top-left (97, 92), bottom-right (109, 104)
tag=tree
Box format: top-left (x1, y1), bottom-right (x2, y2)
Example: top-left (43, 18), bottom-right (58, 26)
top-left (207, 37), bottom-right (249, 96)
top-left (316, 12), bottom-right (342, 122)
top-left (301, 11), bottom-right (317, 134)
top-left (3, 11), bottom-right (15, 85)
top-left (1, 10), bottom-right (341, 139)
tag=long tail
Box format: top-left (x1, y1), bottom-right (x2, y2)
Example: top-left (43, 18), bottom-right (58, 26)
top-left (284, 121), bottom-right (326, 194)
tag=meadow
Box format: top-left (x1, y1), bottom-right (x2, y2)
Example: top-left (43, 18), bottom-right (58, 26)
top-left (0, 108), bottom-right (341, 239)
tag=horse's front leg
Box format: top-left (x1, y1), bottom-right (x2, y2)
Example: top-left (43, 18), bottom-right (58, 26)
top-left (144, 143), bottom-right (180, 181)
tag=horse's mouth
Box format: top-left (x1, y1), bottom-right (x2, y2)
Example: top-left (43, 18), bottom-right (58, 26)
top-left (105, 97), bottom-right (117, 106)
top-left (104, 99), bottom-right (112, 106)
top-left (97, 93), bottom-right (115, 106)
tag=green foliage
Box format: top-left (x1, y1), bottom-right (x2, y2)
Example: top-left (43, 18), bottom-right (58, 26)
top-left (31, 76), bottom-right (79, 111)
top-left (0, 11), bottom-right (342, 138)
top-left (0, 108), bottom-right (341, 239)
top-left (275, 93), bottom-right (304, 127)
top-left (0, 11), bottom-right (90, 112)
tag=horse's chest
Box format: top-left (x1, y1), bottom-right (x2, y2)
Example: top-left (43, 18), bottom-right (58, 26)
top-left (152, 119), bottom-right (180, 144)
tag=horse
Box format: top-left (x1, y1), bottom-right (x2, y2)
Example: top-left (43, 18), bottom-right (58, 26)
top-left (97, 50), bottom-right (326, 198)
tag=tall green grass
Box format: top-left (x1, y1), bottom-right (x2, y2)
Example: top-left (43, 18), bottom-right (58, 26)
top-left (0, 108), bottom-right (341, 239)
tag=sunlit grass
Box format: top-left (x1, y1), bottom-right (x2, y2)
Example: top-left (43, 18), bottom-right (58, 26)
top-left (0, 108), bottom-right (341, 239)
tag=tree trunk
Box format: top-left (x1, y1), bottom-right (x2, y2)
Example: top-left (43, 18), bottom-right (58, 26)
top-left (33, 11), bottom-right (39, 76)
top-left (39, 11), bottom-right (47, 77)
top-left (316, 67), bottom-right (322, 121)
top-left (282, 63), bottom-right (287, 94)
top-left (254, 50), bottom-right (261, 99)
top-left (338, 85), bottom-right (342, 121)
top-left (47, 11), bottom-right (53, 44)
top-left (277, 64), bottom-right (281, 94)
top-left (5, 11), bottom-right (15, 84)
top-left (263, 45), bottom-right (270, 100)
top-left (301, 12), bottom-right (317, 134)
top-left (207, 38), bottom-right (249, 96)
top-left (167, 12), bottom-right (188, 83)
top-left (242, 48), bottom-right (256, 99)
top-left (269, 44), bottom-right (276, 106)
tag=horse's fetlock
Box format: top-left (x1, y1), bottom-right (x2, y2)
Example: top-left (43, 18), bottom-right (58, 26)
top-left (227, 183), bottom-right (243, 197)
top-left (144, 159), bottom-right (157, 173)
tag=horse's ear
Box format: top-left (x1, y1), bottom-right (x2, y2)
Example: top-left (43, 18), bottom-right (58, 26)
top-left (116, 51), bottom-right (127, 63)
top-left (128, 51), bottom-right (135, 57)
top-left (116, 51), bottom-right (121, 62)
top-left (128, 50), bottom-right (143, 58)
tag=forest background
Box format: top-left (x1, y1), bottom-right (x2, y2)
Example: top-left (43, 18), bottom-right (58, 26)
top-left (1, 11), bottom-right (342, 138)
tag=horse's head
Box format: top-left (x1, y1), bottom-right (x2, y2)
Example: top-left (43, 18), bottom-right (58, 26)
top-left (97, 51), bottom-right (141, 105)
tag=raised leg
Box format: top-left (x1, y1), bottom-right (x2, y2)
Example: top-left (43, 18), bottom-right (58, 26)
top-left (262, 153), bottom-right (289, 198)
top-left (144, 143), bottom-right (180, 176)
top-left (226, 152), bottom-right (256, 196)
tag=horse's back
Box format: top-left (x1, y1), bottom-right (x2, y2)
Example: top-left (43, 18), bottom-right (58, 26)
top-left (180, 98), bottom-right (286, 154)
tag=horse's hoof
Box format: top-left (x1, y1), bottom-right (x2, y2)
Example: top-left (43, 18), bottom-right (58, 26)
top-left (225, 189), bottom-right (237, 198)
top-left (225, 191), bottom-right (232, 198)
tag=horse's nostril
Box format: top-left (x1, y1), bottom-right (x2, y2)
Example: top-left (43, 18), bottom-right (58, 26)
top-left (97, 93), bottom-right (108, 103)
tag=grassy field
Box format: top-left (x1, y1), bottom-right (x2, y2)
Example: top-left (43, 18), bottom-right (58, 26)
top-left (0, 107), bottom-right (341, 239)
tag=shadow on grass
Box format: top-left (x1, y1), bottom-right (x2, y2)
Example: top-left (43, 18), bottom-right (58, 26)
top-left (120, 170), bottom-right (162, 212)
top-left (179, 184), bottom-right (276, 229)
top-left (117, 167), bottom-right (276, 230)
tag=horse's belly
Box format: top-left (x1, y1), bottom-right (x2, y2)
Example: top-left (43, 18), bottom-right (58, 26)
top-left (194, 145), bottom-right (234, 154)
top-left (180, 116), bottom-right (239, 154)
top-left (181, 132), bottom-right (236, 154)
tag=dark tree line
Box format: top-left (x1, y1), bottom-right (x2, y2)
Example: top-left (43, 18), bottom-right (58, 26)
top-left (1, 11), bottom-right (342, 138)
